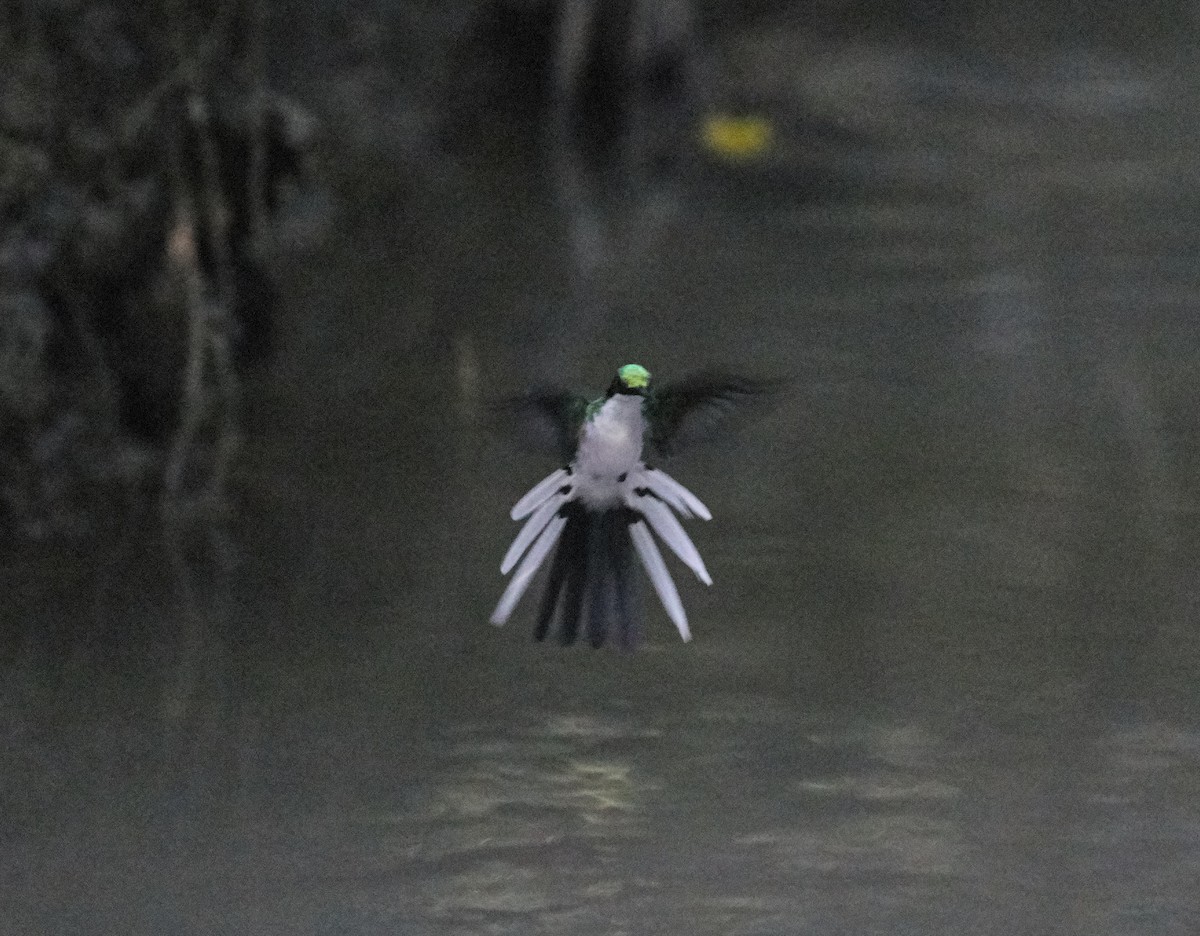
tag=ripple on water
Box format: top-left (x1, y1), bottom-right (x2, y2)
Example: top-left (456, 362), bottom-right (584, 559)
top-left (735, 814), bottom-right (977, 878)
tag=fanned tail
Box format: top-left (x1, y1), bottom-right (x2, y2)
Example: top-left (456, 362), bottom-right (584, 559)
top-left (492, 467), bottom-right (577, 626)
top-left (490, 512), bottom-right (568, 626)
top-left (623, 467), bottom-right (712, 642)
top-left (629, 519), bottom-right (690, 641)
top-left (511, 467), bottom-right (572, 520)
top-left (608, 510), bottom-right (642, 650)
top-left (493, 463), bottom-right (711, 647)
top-left (641, 466), bottom-right (712, 520)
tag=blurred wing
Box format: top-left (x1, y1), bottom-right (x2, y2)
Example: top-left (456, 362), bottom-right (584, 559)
top-left (493, 389), bottom-right (588, 463)
top-left (647, 372), bottom-right (785, 457)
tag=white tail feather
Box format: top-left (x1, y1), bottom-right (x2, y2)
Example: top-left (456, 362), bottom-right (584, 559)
top-left (511, 468), bottom-right (570, 520)
top-left (634, 495), bottom-right (713, 585)
top-left (642, 468), bottom-right (712, 521)
top-left (491, 514), bottom-right (567, 625)
top-left (629, 519), bottom-right (691, 642)
top-left (501, 494), bottom-right (566, 574)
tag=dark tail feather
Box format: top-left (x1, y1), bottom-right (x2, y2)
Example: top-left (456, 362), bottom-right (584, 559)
top-left (586, 514), bottom-right (617, 648)
top-left (551, 502), bottom-right (590, 645)
top-left (535, 505), bottom-right (641, 649)
top-left (609, 508), bottom-right (641, 650)
top-left (534, 502), bottom-right (586, 641)
top-left (557, 515), bottom-right (589, 644)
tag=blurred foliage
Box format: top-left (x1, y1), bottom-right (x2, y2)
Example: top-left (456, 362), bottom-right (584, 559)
top-left (0, 0), bottom-right (314, 541)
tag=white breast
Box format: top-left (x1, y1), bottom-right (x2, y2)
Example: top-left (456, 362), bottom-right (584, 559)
top-left (572, 395), bottom-right (647, 508)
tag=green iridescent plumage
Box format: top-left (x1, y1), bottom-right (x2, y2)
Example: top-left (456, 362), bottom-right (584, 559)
top-left (501, 366), bottom-right (779, 463)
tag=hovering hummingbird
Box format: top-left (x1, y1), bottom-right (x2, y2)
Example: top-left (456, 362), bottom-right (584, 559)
top-left (491, 363), bottom-right (774, 649)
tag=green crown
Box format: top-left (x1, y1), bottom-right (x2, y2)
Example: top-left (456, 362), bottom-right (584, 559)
top-left (617, 364), bottom-right (651, 389)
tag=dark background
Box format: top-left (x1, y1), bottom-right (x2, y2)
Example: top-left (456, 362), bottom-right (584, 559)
top-left (3, 1), bottom-right (1200, 933)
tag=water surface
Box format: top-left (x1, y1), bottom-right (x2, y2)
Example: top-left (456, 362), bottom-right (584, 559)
top-left (4, 32), bottom-right (1200, 936)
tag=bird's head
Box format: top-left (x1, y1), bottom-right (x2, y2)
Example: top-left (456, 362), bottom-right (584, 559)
top-left (609, 363), bottom-right (651, 397)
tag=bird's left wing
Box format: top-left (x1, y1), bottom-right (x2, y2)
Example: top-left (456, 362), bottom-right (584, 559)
top-left (493, 388), bottom-right (589, 464)
top-left (647, 372), bottom-right (785, 457)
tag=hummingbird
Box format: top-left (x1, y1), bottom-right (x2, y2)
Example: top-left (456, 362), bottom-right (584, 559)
top-left (491, 363), bottom-right (774, 650)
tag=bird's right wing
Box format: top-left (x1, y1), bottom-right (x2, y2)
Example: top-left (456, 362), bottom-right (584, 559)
top-left (493, 388), bottom-right (589, 464)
